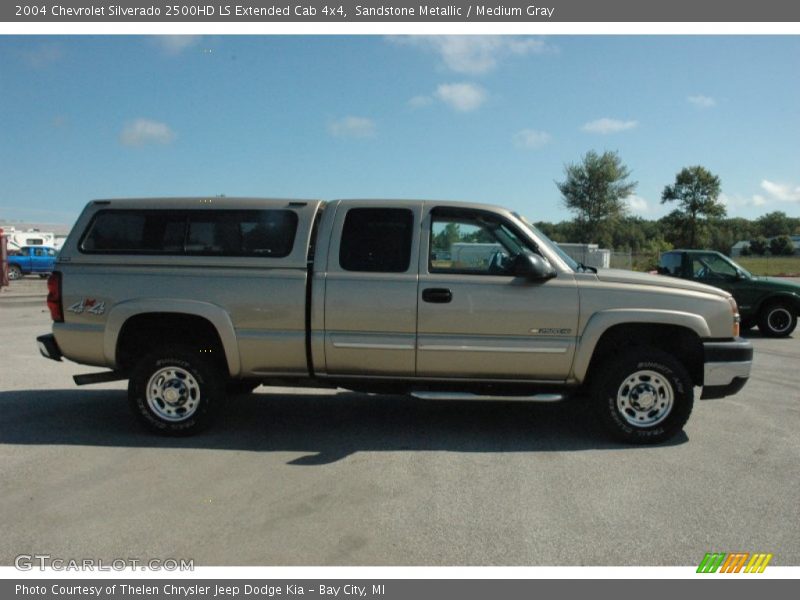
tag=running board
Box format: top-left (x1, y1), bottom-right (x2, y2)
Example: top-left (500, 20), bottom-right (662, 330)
top-left (410, 392), bottom-right (564, 402)
top-left (73, 371), bottom-right (127, 386)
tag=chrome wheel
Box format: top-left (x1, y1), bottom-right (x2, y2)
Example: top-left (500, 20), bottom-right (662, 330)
top-left (8, 265), bottom-right (22, 280)
top-left (146, 366), bottom-right (201, 422)
top-left (767, 307), bottom-right (792, 334)
top-left (616, 369), bottom-right (674, 428)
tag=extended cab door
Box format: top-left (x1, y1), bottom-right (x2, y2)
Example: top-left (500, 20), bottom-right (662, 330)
top-left (322, 202), bottom-right (422, 376)
top-left (416, 206), bottom-right (579, 380)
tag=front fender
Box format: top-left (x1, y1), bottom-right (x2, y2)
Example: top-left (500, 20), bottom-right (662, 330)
top-left (104, 299), bottom-right (241, 377)
top-left (571, 309), bottom-right (710, 382)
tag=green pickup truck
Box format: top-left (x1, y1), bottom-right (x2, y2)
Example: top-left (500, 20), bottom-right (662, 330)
top-left (659, 249), bottom-right (800, 337)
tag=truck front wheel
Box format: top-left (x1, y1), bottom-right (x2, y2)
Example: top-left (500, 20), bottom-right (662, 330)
top-left (128, 345), bottom-right (224, 435)
top-left (594, 349), bottom-right (694, 444)
top-left (758, 301), bottom-right (797, 337)
top-left (8, 265), bottom-right (22, 280)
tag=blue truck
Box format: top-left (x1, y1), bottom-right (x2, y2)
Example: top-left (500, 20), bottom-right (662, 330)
top-left (7, 246), bottom-right (58, 280)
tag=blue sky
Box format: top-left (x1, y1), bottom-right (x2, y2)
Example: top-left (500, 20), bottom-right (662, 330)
top-left (1, 35), bottom-right (799, 225)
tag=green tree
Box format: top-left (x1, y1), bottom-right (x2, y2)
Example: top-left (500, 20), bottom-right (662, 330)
top-left (556, 150), bottom-right (637, 244)
top-left (769, 235), bottom-right (795, 256)
top-left (750, 236), bottom-right (769, 256)
top-left (661, 166), bottom-right (725, 248)
top-left (757, 211), bottom-right (793, 238)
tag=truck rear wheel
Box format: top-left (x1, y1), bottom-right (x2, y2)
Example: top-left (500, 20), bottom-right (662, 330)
top-left (8, 265), bottom-right (22, 280)
top-left (128, 345), bottom-right (224, 435)
top-left (594, 349), bottom-right (694, 444)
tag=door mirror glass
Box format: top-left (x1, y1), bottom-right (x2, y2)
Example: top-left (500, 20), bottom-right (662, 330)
top-left (512, 254), bottom-right (556, 280)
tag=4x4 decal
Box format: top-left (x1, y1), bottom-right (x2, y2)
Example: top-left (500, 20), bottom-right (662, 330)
top-left (67, 298), bottom-right (106, 316)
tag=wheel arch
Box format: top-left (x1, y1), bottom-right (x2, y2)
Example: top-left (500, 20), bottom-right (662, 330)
top-left (105, 299), bottom-right (241, 377)
top-left (754, 292), bottom-right (800, 315)
top-left (573, 310), bottom-right (708, 386)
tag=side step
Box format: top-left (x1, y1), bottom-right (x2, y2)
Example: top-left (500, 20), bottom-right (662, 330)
top-left (73, 371), bottom-right (127, 386)
top-left (410, 392), bottom-right (564, 402)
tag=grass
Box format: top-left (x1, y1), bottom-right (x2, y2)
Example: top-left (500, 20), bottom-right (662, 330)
top-left (735, 256), bottom-right (800, 277)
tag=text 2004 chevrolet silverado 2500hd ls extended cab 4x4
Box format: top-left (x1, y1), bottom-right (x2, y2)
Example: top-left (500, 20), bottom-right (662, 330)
top-left (37, 198), bottom-right (753, 443)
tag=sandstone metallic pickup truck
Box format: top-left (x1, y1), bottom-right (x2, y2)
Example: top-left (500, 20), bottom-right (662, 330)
top-left (37, 198), bottom-right (753, 443)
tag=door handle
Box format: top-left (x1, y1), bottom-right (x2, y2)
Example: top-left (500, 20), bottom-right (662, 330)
top-left (422, 288), bottom-right (453, 303)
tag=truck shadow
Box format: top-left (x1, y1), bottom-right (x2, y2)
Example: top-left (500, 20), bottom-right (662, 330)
top-left (0, 389), bottom-right (687, 463)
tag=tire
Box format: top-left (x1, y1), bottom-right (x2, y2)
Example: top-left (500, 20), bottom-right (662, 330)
top-left (226, 379), bottom-right (260, 396)
top-left (8, 265), bottom-right (23, 280)
top-left (758, 302), bottom-right (797, 338)
top-left (128, 345), bottom-right (224, 435)
top-left (593, 348), bottom-right (694, 444)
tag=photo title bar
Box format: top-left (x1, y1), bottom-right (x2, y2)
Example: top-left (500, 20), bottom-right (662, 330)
top-left (5, 0), bottom-right (800, 22)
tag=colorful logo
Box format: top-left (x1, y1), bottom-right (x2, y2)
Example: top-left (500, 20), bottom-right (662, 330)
top-left (697, 552), bottom-right (773, 573)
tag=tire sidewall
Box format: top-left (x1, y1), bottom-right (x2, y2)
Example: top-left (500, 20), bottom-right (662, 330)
top-left (597, 351), bottom-right (693, 444)
top-left (759, 303), bottom-right (796, 337)
top-left (129, 348), bottom-right (222, 435)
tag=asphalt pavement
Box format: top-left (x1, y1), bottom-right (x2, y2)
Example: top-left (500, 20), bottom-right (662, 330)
top-left (1, 278), bottom-right (798, 566)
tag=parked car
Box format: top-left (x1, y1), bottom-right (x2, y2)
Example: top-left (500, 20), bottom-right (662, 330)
top-left (37, 198), bottom-right (752, 443)
top-left (659, 249), bottom-right (800, 337)
top-left (7, 246), bottom-right (58, 280)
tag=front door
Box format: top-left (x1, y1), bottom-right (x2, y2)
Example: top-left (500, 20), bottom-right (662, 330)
top-left (416, 206), bottom-right (578, 380)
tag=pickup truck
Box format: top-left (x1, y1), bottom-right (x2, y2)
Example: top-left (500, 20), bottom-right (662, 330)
top-left (37, 198), bottom-right (753, 443)
top-left (7, 246), bottom-right (58, 280)
top-left (659, 249), bottom-right (800, 337)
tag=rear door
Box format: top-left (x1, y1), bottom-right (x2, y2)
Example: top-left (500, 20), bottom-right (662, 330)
top-left (416, 205), bottom-right (579, 380)
top-left (323, 202), bottom-right (422, 376)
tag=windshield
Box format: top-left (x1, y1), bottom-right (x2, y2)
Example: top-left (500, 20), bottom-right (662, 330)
top-left (723, 254), bottom-right (753, 279)
top-left (514, 214), bottom-right (580, 272)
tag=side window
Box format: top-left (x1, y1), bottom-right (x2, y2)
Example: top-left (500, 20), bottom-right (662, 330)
top-left (80, 210), bottom-right (298, 257)
top-left (339, 208), bottom-right (413, 273)
top-left (33, 248), bottom-right (46, 257)
top-left (694, 253), bottom-right (736, 280)
top-left (660, 253), bottom-right (682, 276)
top-left (430, 211), bottom-right (529, 275)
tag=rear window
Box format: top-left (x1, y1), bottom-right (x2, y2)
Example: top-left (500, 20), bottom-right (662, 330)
top-left (339, 208), bottom-right (413, 273)
top-left (80, 209), bottom-right (299, 257)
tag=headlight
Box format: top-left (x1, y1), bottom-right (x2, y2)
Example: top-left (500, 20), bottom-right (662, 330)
top-left (728, 296), bottom-right (740, 337)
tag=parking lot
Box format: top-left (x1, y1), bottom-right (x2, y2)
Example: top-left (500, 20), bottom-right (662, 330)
top-left (1, 278), bottom-right (798, 566)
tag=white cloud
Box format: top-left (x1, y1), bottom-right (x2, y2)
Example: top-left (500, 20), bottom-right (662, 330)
top-left (152, 35), bottom-right (203, 55)
top-left (719, 193), bottom-right (768, 208)
top-left (626, 195), bottom-right (650, 214)
top-left (581, 118), bottom-right (639, 134)
top-left (388, 36), bottom-right (553, 75)
top-left (687, 95), bottom-right (716, 109)
top-left (408, 95), bottom-right (433, 108)
top-left (435, 83), bottom-right (487, 112)
top-left (761, 179), bottom-right (800, 203)
top-left (119, 119), bottom-right (176, 146)
top-left (512, 129), bottom-right (552, 149)
top-left (327, 116), bottom-right (376, 138)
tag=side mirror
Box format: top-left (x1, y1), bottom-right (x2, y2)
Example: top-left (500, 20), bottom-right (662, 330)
top-left (512, 254), bottom-right (556, 281)
top-left (735, 269), bottom-right (747, 280)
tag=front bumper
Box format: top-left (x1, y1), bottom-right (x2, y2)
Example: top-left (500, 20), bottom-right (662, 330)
top-left (701, 338), bottom-right (753, 399)
top-left (37, 333), bottom-right (63, 362)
